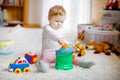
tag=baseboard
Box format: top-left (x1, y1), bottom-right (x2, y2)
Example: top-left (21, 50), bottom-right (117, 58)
top-left (24, 24), bottom-right (42, 28)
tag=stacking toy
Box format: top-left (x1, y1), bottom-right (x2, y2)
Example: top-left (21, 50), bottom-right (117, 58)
top-left (0, 40), bottom-right (14, 55)
top-left (55, 44), bottom-right (74, 70)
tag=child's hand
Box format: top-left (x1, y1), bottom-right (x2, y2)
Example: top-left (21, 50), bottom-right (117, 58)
top-left (58, 39), bottom-right (66, 45)
top-left (58, 39), bottom-right (68, 48)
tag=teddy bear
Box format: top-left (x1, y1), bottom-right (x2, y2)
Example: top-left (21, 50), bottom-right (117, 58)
top-left (72, 41), bottom-right (86, 56)
top-left (86, 40), bottom-right (120, 56)
top-left (78, 30), bottom-right (85, 40)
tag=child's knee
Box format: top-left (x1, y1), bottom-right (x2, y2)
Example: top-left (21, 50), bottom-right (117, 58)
top-left (72, 55), bottom-right (81, 65)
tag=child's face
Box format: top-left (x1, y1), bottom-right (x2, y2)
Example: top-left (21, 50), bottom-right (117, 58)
top-left (49, 16), bottom-right (66, 30)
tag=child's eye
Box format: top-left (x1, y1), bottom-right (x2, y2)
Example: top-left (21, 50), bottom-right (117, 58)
top-left (61, 21), bottom-right (63, 23)
top-left (55, 20), bottom-right (59, 22)
top-left (55, 20), bottom-right (64, 23)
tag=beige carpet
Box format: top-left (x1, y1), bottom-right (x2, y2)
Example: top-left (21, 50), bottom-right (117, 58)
top-left (0, 27), bottom-right (120, 80)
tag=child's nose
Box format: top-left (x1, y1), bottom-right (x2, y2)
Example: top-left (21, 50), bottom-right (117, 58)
top-left (58, 22), bottom-right (61, 25)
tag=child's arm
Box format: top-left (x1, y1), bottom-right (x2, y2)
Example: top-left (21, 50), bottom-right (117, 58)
top-left (44, 25), bottom-right (66, 43)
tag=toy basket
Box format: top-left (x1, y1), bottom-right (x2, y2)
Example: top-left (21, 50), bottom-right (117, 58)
top-left (0, 40), bottom-right (14, 55)
top-left (84, 30), bottom-right (119, 45)
top-left (77, 24), bottom-right (94, 40)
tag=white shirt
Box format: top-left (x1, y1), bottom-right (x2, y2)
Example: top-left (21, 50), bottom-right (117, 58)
top-left (41, 24), bottom-right (64, 53)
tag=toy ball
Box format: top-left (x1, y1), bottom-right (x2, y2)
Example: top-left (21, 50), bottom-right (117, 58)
top-left (36, 60), bottom-right (50, 73)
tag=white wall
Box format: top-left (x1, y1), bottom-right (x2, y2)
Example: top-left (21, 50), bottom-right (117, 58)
top-left (28, 0), bottom-right (106, 27)
top-left (28, 0), bottom-right (43, 25)
top-left (28, 0), bottom-right (61, 27)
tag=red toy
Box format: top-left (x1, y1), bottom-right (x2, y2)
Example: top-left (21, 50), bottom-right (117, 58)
top-left (25, 52), bottom-right (38, 64)
top-left (105, 0), bottom-right (118, 10)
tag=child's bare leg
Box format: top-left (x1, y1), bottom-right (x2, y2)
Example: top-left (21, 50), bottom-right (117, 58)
top-left (41, 49), bottom-right (56, 63)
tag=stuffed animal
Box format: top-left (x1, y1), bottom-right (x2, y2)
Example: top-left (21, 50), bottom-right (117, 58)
top-left (93, 41), bottom-right (111, 55)
top-left (72, 41), bottom-right (86, 56)
top-left (86, 41), bottom-right (120, 56)
top-left (85, 40), bottom-right (96, 50)
top-left (78, 30), bottom-right (85, 40)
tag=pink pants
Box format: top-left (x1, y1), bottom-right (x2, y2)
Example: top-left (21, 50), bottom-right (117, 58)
top-left (41, 49), bottom-right (81, 65)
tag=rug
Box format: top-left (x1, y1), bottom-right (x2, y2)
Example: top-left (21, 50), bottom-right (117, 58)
top-left (0, 27), bottom-right (120, 80)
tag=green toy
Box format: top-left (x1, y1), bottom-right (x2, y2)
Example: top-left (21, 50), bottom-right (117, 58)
top-left (55, 44), bottom-right (74, 70)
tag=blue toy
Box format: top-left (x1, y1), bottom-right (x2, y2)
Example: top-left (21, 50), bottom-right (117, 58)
top-left (0, 7), bottom-right (8, 27)
top-left (8, 57), bottom-right (30, 74)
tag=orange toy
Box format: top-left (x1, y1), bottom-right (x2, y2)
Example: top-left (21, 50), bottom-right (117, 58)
top-left (61, 43), bottom-right (68, 48)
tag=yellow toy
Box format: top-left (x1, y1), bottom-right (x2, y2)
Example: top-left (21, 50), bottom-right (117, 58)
top-left (72, 41), bottom-right (86, 56)
top-left (0, 40), bottom-right (14, 55)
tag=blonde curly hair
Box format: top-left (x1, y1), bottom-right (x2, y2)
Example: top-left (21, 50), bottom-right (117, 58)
top-left (48, 5), bottom-right (66, 18)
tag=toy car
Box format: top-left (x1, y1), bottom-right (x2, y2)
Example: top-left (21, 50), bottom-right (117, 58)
top-left (8, 57), bottom-right (30, 74)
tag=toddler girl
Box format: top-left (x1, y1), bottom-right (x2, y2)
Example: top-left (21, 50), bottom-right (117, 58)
top-left (37, 5), bottom-right (95, 72)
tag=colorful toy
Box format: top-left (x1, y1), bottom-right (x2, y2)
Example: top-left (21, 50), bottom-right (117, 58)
top-left (0, 7), bottom-right (8, 26)
top-left (55, 43), bottom-right (74, 70)
top-left (72, 41), bottom-right (86, 56)
top-left (78, 30), bottom-right (85, 40)
top-left (0, 40), bottom-right (14, 55)
top-left (102, 24), bottom-right (113, 31)
top-left (25, 52), bottom-right (38, 64)
top-left (8, 57), bottom-right (30, 74)
top-left (104, 0), bottom-right (119, 10)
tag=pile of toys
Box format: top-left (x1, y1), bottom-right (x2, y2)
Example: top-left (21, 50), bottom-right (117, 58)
top-left (102, 24), bottom-right (115, 31)
top-left (7, 40), bottom-right (120, 74)
top-left (104, 0), bottom-right (120, 10)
